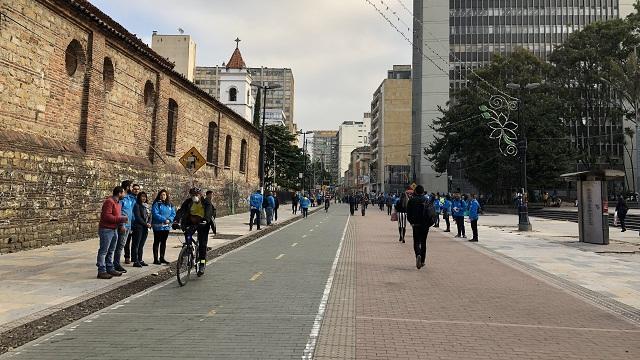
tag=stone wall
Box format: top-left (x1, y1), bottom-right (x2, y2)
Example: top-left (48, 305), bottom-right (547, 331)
top-left (0, 0), bottom-right (260, 253)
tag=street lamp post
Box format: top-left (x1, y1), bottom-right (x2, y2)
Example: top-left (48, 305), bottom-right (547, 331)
top-left (250, 81), bottom-right (281, 193)
top-left (298, 130), bottom-right (313, 195)
top-left (506, 82), bottom-right (540, 231)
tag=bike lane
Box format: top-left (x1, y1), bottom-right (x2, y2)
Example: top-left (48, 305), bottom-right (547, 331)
top-left (1, 207), bottom-right (350, 360)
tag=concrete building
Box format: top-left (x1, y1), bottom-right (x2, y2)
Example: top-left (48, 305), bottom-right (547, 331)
top-left (218, 41), bottom-right (255, 122)
top-left (345, 147), bottom-right (372, 194)
top-left (338, 114), bottom-right (371, 184)
top-left (195, 66), bottom-right (296, 134)
top-left (151, 32), bottom-right (197, 81)
top-left (413, 0), bottom-right (637, 193)
top-left (261, 109), bottom-right (287, 127)
top-left (370, 65), bottom-right (412, 194)
top-left (0, 0), bottom-right (260, 253)
top-left (311, 131), bottom-right (339, 184)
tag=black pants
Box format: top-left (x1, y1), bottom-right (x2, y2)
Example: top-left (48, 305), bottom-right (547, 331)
top-left (124, 231), bottom-right (133, 259)
top-left (131, 226), bottom-right (148, 264)
top-left (196, 223), bottom-right (209, 261)
top-left (412, 225), bottom-right (429, 261)
top-left (152, 229), bottom-right (169, 262)
top-left (387, 205), bottom-right (392, 215)
top-left (620, 215), bottom-right (627, 230)
top-left (471, 219), bottom-right (478, 240)
top-left (250, 209), bottom-right (261, 230)
top-left (274, 208), bottom-right (278, 221)
top-left (443, 214), bottom-right (450, 231)
top-left (454, 216), bottom-right (465, 236)
top-left (292, 203), bottom-right (298, 214)
top-left (302, 207), bottom-right (308, 218)
top-left (435, 212), bottom-right (440, 227)
top-left (349, 203), bottom-right (355, 215)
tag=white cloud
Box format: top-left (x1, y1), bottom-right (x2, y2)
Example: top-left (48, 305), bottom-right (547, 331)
top-left (92, 0), bottom-right (413, 130)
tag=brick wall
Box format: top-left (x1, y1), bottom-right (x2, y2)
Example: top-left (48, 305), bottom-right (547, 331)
top-left (0, 0), bottom-right (260, 253)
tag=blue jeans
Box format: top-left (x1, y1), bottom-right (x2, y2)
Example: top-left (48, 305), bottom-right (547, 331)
top-left (114, 228), bottom-right (130, 267)
top-left (97, 228), bottom-right (118, 273)
top-left (266, 207), bottom-right (273, 225)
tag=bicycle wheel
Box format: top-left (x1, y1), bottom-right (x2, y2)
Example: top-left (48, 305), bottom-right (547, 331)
top-left (176, 245), bottom-right (192, 286)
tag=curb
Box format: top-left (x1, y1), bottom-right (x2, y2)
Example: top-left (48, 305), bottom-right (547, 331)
top-left (0, 207), bottom-right (322, 354)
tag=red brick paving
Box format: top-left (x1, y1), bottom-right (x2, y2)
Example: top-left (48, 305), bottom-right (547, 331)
top-left (323, 209), bottom-right (640, 359)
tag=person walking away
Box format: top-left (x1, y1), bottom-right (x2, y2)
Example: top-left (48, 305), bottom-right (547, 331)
top-left (151, 189), bottom-right (175, 265)
top-left (433, 194), bottom-right (441, 228)
top-left (176, 187), bottom-right (214, 276)
top-left (442, 195), bottom-right (452, 232)
top-left (300, 194), bottom-right (311, 218)
top-left (360, 194), bottom-right (368, 216)
top-left (395, 192), bottom-right (409, 243)
top-left (205, 191), bottom-right (217, 235)
top-left (324, 193), bottom-right (331, 212)
top-left (468, 193), bottom-right (480, 242)
top-left (266, 192), bottom-right (275, 225)
top-left (249, 190), bottom-right (263, 231)
top-left (131, 191), bottom-right (152, 267)
top-left (292, 192), bottom-right (299, 214)
top-left (115, 180), bottom-right (136, 273)
top-left (615, 195), bottom-right (628, 232)
top-left (123, 183), bottom-right (141, 265)
top-left (273, 192), bottom-right (280, 222)
top-left (407, 185), bottom-right (432, 269)
top-left (97, 186), bottom-right (128, 279)
top-left (386, 195), bottom-right (394, 215)
top-left (452, 193), bottom-right (467, 238)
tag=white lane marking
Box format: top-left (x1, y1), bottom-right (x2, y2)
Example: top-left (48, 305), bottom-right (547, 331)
top-left (275, 254), bottom-right (285, 260)
top-left (302, 235), bottom-right (307, 238)
top-left (250, 272), bottom-right (263, 281)
top-left (309, 229), bottom-right (314, 232)
top-left (291, 242), bottom-right (298, 247)
top-left (315, 224), bottom-right (319, 228)
top-left (302, 214), bottom-right (350, 359)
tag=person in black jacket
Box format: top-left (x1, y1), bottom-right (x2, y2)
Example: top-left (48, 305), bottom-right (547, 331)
top-left (272, 192), bottom-right (280, 222)
top-left (175, 187), bottom-right (215, 276)
top-left (395, 192), bottom-right (409, 243)
top-left (205, 190), bottom-right (217, 235)
top-left (406, 185), bottom-right (429, 269)
top-left (615, 195), bottom-right (628, 232)
top-left (131, 191), bottom-right (152, 267)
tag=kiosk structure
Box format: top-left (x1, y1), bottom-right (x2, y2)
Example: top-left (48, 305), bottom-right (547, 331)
top-left (560, 170), bottom-right (624, 245)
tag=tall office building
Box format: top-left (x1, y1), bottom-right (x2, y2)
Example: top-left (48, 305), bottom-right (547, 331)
top-left (195, 66), bottom-right (296, 134)
top-left (370, 65), bottom-right (413, 194)
top-left (338, 114), bottom-right (371, 185)
top-left (311, 131), bottom-right (339, 184)
top-left (151, 32), bottom-right (197, 81)
top-left (413, 0), bottom-right (637, 192)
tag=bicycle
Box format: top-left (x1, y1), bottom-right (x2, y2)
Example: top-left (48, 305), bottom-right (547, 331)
top-left (176, 224), bottom-right (203, 286)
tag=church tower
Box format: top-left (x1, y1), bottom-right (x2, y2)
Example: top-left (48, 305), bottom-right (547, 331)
top-left (219, 38), bottom-right (254, 122)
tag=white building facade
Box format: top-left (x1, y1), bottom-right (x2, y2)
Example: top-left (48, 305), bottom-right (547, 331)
top-left (338, 114), bottom-right (371, 184)
top-left (218, 41), bottom-right (254, 122)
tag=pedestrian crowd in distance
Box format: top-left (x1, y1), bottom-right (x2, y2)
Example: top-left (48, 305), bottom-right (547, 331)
top-left (247, 189), bottom-right (283, 231)
top-left (96, 181), bottom-right (217, 279)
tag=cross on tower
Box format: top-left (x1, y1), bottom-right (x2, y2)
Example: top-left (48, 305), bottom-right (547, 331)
top-left (234, 37), bottom-right (241, 48)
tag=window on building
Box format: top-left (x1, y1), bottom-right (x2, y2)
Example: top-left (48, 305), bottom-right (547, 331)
top-left (144, 80), bottom-right (155, 108)
top-left (239, 139), bottom-right (247, 173)
top-left (224, 135), bottom-right (233, 168)
top-left (229, 87), bottom-right (237, 102)
top-left (166, 99), bottom-right (178, 154)
top-left (103, 57), bottom-right (114, 92)
top-left (65, 39), bottom-right (85, 77)
top-left (207, 121), bottom-right (218, 164)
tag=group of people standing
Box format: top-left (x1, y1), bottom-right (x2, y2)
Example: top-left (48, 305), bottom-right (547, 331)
top-left (96, 181), bottom-right (217, 279)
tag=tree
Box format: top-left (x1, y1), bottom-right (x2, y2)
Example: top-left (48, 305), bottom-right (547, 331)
top-left (252, 87), bottom-right (262, 128)
top-left (425, 49), bottom-right (576, 199)
top-left (263, 125), bottom-right (308, 191)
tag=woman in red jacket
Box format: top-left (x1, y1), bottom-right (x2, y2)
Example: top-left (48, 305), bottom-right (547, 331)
top-left (97, 186), bottom-right (128, 279)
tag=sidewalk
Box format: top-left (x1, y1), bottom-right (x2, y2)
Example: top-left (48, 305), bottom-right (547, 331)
top-left (315, 209), bottom-right (640, 359)
top-left (0, 208), bottom-right (299, 330)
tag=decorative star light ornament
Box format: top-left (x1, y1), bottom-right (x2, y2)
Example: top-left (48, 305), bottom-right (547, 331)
top-left (479, 95), bottom-right (520, 157)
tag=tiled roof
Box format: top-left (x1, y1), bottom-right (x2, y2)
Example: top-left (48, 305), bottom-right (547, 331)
top-left (226, 48), bottom-right (246, 70)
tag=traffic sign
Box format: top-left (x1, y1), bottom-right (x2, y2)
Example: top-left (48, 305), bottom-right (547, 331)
top-left (410, 182), bottom-right (417, 190)
top-left (179, 147), bottom-right (206, 174)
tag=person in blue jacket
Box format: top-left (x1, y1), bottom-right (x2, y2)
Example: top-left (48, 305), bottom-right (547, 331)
top-left (151, 189), bottom-right (176, 264)
top-left (468, 193), bottom-right (481, 242)
top-left (451, 193), bottom-right (467, 238)
top-left (442, 195), bottom-right (452, 232)
top-left (266, 192), bottom-right (275, 225)
top-left (249, 190), bottom-right (263, 231)
top-left (115, 180), bottom-right (137, 273)
top-left (433, 193), bottom-right (441, 228)
top-left (300, 194), bottom-right (311, 218)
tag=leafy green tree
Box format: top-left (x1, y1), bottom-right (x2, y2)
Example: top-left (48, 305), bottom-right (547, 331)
top-left (253, 87), bottom-right (262, 128)
top-left (263, 125), bottom-right (308, 191)
top-left (425, 49), bottom-right (576, 199)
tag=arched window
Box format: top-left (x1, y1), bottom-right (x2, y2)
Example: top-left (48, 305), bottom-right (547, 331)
top-left (239, 139), bottom-right (248, 173)
top-left (207, 121), bottom-right (219, 164)
top-left (166, 99), bottom-right (178, 154)
top-left (103, 57), bottom-right (114, 91)
top-left (229, 87), bottom-right (237, 102)
top-left (65, 39), bottom-right (85, 78)
top-left (224, 135), bottom-right (233, 168)
top-left (144, 80), bottom-right (155, 108)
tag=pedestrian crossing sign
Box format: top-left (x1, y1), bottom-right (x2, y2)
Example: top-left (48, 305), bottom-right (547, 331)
top-left (179, 147), bottom-right (206, 174)
top-left (410, 182), bottom-right (417, 190)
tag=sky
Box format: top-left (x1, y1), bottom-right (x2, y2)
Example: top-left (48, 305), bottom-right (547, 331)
top-left (91, 0), bottom-right (413, 132)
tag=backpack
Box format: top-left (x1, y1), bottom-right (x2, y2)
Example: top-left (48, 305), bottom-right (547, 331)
top-left (423, 199), bottom-right (438, 227)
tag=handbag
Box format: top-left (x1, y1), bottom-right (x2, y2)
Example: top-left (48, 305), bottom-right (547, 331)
top-left (614, 211), bottom-right (619, 226)
top-left (391, 210), bottom-right (398, 222)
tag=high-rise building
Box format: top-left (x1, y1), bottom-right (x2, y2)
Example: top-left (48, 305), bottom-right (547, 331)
top-left (413, 0), bottom-right (637, 192)
top-left (151, 32), bottom-right (196, 81)
top-left (370, 65), bottom-right (413, 194)
top-left (338, 114), bottom-right (371, 185)
top-left (311, 131), bottom-right (339, 184)
top-left (195, 66), bottom-right (296, 134)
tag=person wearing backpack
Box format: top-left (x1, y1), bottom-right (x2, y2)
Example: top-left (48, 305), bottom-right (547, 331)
top-left (452, 193), bottom-right (467, 238)
top-left (468, 193), bottom-right (481, 242)
top-left (406, 185), bottom-right (433, 269)
top-left (442, 194), bottom-right (452, 232)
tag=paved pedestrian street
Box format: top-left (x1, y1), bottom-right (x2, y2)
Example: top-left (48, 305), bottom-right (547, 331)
top-left (3, 206), bottom-right (640, 359)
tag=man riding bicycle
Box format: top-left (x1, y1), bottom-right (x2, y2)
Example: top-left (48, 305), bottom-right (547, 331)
top-left (174, 187), bottom-right (215, 276)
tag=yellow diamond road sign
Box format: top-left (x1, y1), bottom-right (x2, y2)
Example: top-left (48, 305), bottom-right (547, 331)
top-left (179, 147), bottom-right (206, 173)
